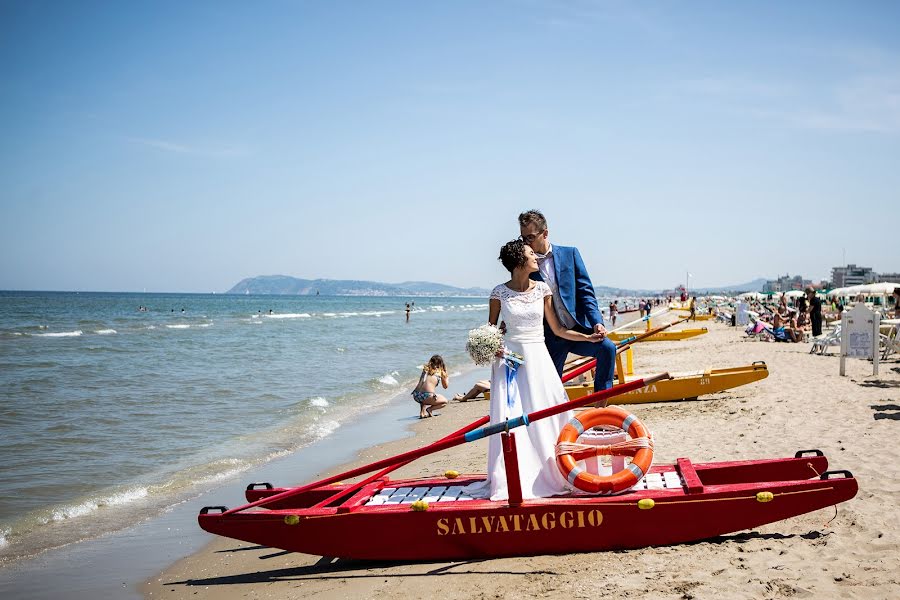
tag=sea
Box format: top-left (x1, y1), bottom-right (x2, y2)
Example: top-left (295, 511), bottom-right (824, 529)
top-left (0, 291), bottom-right (491, 567)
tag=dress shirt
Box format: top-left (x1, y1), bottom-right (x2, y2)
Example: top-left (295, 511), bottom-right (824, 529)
top-left (536, 243), bottom-right (576, 329)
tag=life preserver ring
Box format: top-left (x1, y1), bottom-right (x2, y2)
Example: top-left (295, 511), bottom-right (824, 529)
top-left (556, 406), bottom-right (653, 495)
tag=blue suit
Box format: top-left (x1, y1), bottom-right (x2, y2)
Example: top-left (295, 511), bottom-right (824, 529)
top-left (531, 245), bottom-right (617, 390)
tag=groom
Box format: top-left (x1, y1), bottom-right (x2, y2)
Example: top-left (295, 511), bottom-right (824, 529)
top-left (519, 210), bottom-right (617, 390)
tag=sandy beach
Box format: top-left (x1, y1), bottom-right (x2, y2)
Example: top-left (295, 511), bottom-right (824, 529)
top-left (145, 314), bottom-right (900, 599)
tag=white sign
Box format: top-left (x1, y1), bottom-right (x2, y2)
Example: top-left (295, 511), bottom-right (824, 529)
top-left (736, 302), bottom-right (750, 326)
top-left (840, 304), bottom-right (880, 376)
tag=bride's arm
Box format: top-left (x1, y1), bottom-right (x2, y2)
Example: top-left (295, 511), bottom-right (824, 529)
top-left (488, 298), bottom-right (501, 326)
top-left (544, 296), bottom-right (603, 343)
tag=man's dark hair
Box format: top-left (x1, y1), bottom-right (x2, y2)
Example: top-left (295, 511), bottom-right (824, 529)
top-left (499, 239), bottom-right (527, 273)
top-left (518, 209), bottom-right (547, 231)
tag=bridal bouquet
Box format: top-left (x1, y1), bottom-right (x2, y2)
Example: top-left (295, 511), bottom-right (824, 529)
top-left (465, 324), bottom-right (525, 368)
top-left (466, 324), bottom-right (503, 366)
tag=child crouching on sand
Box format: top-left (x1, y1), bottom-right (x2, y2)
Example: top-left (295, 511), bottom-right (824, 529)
top-left (411, 355), bottom-right (450, 418)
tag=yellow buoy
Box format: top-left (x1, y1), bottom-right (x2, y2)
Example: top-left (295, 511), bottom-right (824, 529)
top-left (444, 470), bottom-right (459, 479)
top-left (637, 498), bottom-right (655, 510)
top-left (284, 514), bottom-right (300, 525)
top-left (756, 491), bottom-right (774, 503)
top-left (411, 500), bottom-right (429, 512)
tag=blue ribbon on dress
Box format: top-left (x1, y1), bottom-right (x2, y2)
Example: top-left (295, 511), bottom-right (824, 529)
top-left (503, 352), bottom-right (524, 410)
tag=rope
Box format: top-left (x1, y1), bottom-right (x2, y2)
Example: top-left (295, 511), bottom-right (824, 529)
top-left (556, 436), bottom-right (654, 460)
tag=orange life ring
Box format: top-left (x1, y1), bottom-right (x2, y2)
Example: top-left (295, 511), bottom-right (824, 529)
top-left (556, 406), bottom-right (653, 494)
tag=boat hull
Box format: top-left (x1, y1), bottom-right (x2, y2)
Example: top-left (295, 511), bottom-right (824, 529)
top-left (569, 362), bottom-right (769, 403)
top-left (199, 453), bottom-right (855, 561)
top-left (488, 363), bottom-right (768, 404)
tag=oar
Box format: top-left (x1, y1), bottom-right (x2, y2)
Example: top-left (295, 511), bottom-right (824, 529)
top-left (310, 414), bottom-right (491, 509)
top-left (561, 316), bottom-right (688, 383)
top-left (224, 372), bottom-right (671, 514)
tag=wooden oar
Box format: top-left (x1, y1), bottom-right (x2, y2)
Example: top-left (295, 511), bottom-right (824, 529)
top-left (224, 372), bottom-right (671, 514)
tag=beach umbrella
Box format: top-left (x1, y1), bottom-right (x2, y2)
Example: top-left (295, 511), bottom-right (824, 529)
top-left (784, 290), bottom-right (805, 298)
top-left (853, 282), bottom-right (900, 296)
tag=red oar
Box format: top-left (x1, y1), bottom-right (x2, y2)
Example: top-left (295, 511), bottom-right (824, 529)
top-left (310, 414), bottom-right (491, 509)
top-left (225, 372), bottom-right (671, 514)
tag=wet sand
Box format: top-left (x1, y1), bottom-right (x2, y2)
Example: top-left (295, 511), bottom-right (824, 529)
top-left (145, 314), bottom-right (900, 599)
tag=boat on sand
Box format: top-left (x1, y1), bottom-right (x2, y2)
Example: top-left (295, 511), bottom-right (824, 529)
top-left (199, 377), bottom-right (855, 560)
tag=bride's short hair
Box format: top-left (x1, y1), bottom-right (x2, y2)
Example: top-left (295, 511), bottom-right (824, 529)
top-left (499, 239), bottom-right (527, 273)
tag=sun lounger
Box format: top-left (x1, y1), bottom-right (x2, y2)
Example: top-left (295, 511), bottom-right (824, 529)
top-left (810, 324), bottom-right (841, 355)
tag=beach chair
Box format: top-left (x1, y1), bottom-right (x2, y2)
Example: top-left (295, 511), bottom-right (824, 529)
top-left (881, 323), bottom-right (900, 360)
top-left (810, 324), bottom-right (841, 355)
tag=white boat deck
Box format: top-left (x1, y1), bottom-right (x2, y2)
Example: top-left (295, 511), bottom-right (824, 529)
top-left (364, 471), bottom-right (684, 506)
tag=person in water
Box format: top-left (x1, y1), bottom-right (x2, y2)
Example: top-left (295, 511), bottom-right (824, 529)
top-left (411, 355), bottom-right (449, 418)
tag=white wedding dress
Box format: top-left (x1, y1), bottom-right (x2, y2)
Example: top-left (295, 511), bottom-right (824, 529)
top-left (464, 281), bottom-right (573, 501)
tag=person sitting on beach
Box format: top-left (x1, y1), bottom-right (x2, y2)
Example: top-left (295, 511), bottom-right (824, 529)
top-left (411, 355), bottom-right (449, 418)
top-left (453, 380), bottom-right (490, 402)
top-left (772, 310), bottom-right (802, 342)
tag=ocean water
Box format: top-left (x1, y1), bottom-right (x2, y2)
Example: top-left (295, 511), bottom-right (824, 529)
top-left (0, 291), bottom-right (488, 565)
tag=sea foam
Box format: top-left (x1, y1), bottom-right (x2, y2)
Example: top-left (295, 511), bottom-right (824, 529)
top-left (378, 371), bottom-right (400, 386)
top-left (34, 330), bottom-right (83, 338)
top-left (48, 487), bottom-right (149, 522)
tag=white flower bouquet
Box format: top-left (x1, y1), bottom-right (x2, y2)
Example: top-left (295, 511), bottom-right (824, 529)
top-left (465, 324), bottom-right (525, 368)
top-left (465, 324), bottom-right (504, 366)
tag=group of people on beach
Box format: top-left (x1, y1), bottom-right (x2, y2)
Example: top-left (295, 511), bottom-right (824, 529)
top-left (411, 209), bottom-right (615, 500)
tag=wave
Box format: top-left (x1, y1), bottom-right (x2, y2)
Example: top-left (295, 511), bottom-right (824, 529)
top-left (95, 329), bottom-right (117, 335)
top-left (308, 397), bottom-right (329, 408)
top-left (49, 487), bottom-right (149, 522)
top-left (305, 419), bottom-right (340, 440)
top-left (377, 371), bottom-right (400, 386)
top-left (265, 313), bottom-right (311, 319)
top-left (33, 330), bottom-right (83, 338)
top-left (166, 324), bottom-right (190, 329)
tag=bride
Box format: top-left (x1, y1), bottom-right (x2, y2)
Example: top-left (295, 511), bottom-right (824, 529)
top-left (465, 239), bottom-right (604, 501)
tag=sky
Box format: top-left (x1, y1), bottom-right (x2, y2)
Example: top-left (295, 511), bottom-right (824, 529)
top-left (1, 0), bottom-right (898, 293)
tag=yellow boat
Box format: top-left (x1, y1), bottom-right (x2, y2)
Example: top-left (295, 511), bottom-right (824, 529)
top-left (607, 327), bottom-right (707, 342)
top-left (485, 362), bottom-right (768, 404)
top-left (560, 362), bottom-right (769, 404)
top-left (673, 311), bottom-right (716, 321)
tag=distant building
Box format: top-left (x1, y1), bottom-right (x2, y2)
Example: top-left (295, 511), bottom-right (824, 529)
top-left (831, 264), bottom-right (876, 288)
top-left (763, 274), bottom-right (810, 293)
top-left (878, 272), bottom-right (900, 283)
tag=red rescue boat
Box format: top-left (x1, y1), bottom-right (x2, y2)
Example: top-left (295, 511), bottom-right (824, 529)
top-left (198, 374), bottom-right (857, 560)
top-left (200, 451), bottom-right (855, 560)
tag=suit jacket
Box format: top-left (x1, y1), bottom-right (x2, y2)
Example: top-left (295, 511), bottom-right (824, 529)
top-left (531, 244), bottom-right (604, 331)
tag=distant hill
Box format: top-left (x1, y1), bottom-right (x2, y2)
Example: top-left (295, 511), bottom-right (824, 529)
top-left (226, 275), bottom-right (767, 297)
top-left (226, 275), bottom-right (490, 297)
top-left (690, 278), bottom-right (767, 294)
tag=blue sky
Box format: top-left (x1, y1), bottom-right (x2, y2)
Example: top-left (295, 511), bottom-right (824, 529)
top-left (1, 1), bottom-right (897, 292)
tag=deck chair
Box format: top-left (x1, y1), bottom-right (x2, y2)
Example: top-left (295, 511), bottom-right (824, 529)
top-left (882, 323), bottom-right (900, 360)
top-left (810, 324), bottom-right (841, 355)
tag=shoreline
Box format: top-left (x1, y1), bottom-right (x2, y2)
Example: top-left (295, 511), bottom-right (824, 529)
top-left (0, 365), bottom-right (490, 599)
top-left (145, 317), bottom-right (900, 600)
